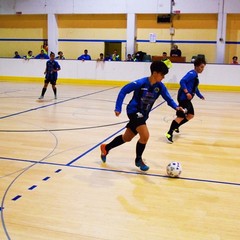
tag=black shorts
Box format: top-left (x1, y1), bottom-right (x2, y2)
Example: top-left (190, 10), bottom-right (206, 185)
top-left (176, 100), bottom-right (194, 118)
top-left (126, 112), bottom-right (146, 135)
top-left (45, 74), bottom-right (57, 85)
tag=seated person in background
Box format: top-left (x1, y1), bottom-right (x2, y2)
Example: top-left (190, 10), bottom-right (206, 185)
top-left (23, 50), bottom-right (34, 59)
top-left (126, 53), bottom-right (133, 61)
top-left (77, 49), bottom-right (91, 60)
top-left (104, 53), bottom-right (112, 61)
top-left (13, 51), bottom-right (21, 58)
top-left (161, 52), bottom-right (172, 68)
top-left (56, 51), bottom-right (65, 60)
top-left (170, 44), bottom-right (182, 57)
top-left (35, 50), bottom-right (49, 59)
top-left (41, 41), bottom-right (48, 54)
top-left (231, 56), bottom-right (238, 64)
top-left (97, 53), bottom-right (104, 61)
top-left (112, 49), bottom-right (120, 61)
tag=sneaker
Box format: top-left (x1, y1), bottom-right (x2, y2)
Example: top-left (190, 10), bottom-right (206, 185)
top-left (54, 95), bottom-right (57, 99)
top-left (100, 144), bottom-right (108, 163)
top-left (135, 158), bottom-right (149, 171)
top-left (174, 128), bottom-right (179, 133)
top-left (38, 96), bottom-right (44, 99)
top-left (165, 133), bottom-right (173, 144)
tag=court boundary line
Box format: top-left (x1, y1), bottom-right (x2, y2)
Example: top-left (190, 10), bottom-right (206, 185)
top-left (0, 156), bottom-right (239, 187)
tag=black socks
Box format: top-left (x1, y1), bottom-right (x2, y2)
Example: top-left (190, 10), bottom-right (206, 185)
top-left (106, 135), bottom-right (125, 152)
top-left (136, 141), bottom-right (146, 159)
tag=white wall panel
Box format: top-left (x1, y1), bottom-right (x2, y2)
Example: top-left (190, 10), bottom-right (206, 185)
top-left (173, 0), bottom-right (219, 13)
top-left (1, 59), bottom-right (239, 87)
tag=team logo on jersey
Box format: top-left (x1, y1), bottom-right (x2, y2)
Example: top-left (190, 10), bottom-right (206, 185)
top-left (154, 87), bottom-right (160, 93)
top-left (136, 112), bottom-right (144, 118)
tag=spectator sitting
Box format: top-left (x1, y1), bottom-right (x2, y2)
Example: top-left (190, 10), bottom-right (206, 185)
top-left (126, 53), bottom-right (133, 61)
top-left (170, 44), bottom-right (182, 57)
top-left (112, 49), bottom-right (120, 61)
top-left (161, 52), bottom-right (172, 68)
top-left (14, 51), bottom-right (21, 58)
top-left (77, 49), bottom-right (91, 61)
top-left (231, 56), bottom-right (238, 64)
top-left (41, 40), bottom-right (48, 54)
top-left (104, 53), bottom-right (112, 61)
top-left (23, 50), bottom-right (34, 59)
top-left (97, 53), bottom-right (104, 61)
top-left (35, 50), bottom-right (49, 59)
top-left (56, 51), bottom-right (65, 60)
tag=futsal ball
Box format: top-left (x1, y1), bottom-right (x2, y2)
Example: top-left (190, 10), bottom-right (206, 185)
top-left (166, 162), bottom-right (182, 178)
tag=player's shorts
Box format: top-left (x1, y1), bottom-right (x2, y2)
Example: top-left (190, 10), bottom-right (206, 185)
top-left (45, 74), bottom-right (57, 85)
top-left (126, 112), bottom-right (146, 135)
top-left (176, 100), bottom-right (194, 118)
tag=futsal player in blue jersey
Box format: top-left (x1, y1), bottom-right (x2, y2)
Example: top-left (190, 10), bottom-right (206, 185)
top-left (38, 52), bottom-right (61, 99)
top-left (100, 61), bottom-right (184, 171)
top-left (166, 57), bottom-right (206, 143)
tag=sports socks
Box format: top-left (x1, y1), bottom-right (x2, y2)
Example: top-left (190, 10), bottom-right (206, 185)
top-left (168, 120), bottom-right (180, 135)
top-left (53, 87), bottom-right (57, 96)
top-left (136, 141), bottom-right (146, 159)
top-left (106, 135), bottom-right (125, 152)
top-left (41, 87), bottom-right (47, 97)
top-left (179, 118), bottom-right (188, 127)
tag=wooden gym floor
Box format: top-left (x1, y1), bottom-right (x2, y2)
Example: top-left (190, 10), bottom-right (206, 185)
top-left (0, 81), bottom-right (239, 240)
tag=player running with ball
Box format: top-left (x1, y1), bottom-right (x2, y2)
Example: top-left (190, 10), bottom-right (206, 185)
top-left (100, 61), bottom-right (184, 171)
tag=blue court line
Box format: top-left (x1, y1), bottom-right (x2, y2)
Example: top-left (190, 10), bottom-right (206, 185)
top-left (12, 195), bottom-right (22, 201)
top-left (66, 127), bottom-right (125, 166)
top-left (28, 185), bottom-right (37, 190)
top-left (0, 87), bottom-right (117, 120)
top-left (42, 176), bottom-right (50, 181)
top-left (1, 156), bottom-right (240, 187)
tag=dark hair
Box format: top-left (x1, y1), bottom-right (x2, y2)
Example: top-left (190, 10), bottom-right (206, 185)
top-left (163, 52), bottom-right (167, 55)
top-left (150, 61), bottom-right (169, 75)
top-left (233, 56), bottom-right (238, 60)
top-left (194, 57), bottom-right (206, 67)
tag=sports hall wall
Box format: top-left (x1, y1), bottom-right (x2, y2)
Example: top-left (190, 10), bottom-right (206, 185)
top-left (0, 13), bottom-right (240, 63)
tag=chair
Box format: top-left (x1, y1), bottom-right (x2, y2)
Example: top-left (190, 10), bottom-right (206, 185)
top-left (142, 55), bottom-right (152, 62)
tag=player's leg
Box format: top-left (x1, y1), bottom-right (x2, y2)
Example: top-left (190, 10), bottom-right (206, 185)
top-left (166, 116), bottom-right (183, 143)
top-left (178, 101), bottom-right (195, 127)
top-left (135, 124), bottom-right (150, 171)
top-left (100, 128), bottom-right (136, 162)
top-left (39, 81), bottom-right (49, 99)
top-left (51, 78), bottom-right (57, 99)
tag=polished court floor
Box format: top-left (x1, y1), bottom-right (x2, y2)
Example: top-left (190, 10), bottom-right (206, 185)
top-left (0, 81), bottom-right (240, 240)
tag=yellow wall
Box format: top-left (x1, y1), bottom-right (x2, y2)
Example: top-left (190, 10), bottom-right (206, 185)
top-left (226, 14), bottom-right (240, 63)
top-left (0, 13), bottom-right (239, 63)
top-left (0, 15), bottom-right (47, 58)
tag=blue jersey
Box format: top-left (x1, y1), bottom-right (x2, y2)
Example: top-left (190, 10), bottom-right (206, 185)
top-left (45, 60), bottom-right (60, 80)
top-left (178, 69), bottom-right (203, 101)
top-left (78, 54), bottom-right (91, 60)
top-left (115, 77), bottom-right (178, 119)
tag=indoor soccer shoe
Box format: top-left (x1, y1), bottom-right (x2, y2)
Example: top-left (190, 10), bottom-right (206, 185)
top-left (165, 133), bottom-right (173, 144)
top-left (100, 144), bottom-right (108, 163)
top-left (135, 158), bottom-right (149, 171)
top-left (174, 128), bottom-right (180, 133)
top-left (38, 96), bottom-right (44, 99)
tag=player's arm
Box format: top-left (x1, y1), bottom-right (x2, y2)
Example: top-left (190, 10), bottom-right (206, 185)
top-left (115, 81), bottom-right (139, 116)
top-left (161, 84), bottom-right (184, 112)
top-left (53, 62), bottom-right (61, 72)
top-left (196, 88), bottom-right (205, 100)
top-left (180, 72), bottom-right (194, 99)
